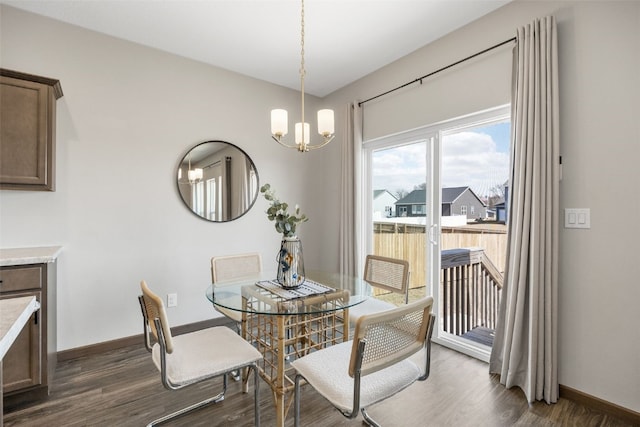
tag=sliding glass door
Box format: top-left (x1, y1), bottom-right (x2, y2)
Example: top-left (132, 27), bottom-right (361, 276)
top-left (364, 105), bottom-right (510, 362)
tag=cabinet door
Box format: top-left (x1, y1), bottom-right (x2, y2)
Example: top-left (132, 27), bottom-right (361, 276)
top-left (0, 292), bottom-right (42, 393)
top-left (0, 73), bottom-right (57, 191)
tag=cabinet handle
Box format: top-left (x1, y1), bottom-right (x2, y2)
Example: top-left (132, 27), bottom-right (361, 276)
top-left (34, 310), bottom-right (39, 325)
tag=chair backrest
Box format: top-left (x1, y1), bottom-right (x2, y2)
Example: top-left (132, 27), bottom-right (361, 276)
top-left (211, 253), bottom-right (262, 283)
top-left (349, 296), bottom-right (434, 378)
top-left (363, 255), bottom-right (410, 297)
top-left (139, 280), bottom-right (174, 353)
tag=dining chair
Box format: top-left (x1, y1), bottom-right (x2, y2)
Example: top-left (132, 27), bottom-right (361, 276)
top-left (211, 253), bottom-right (263, 381)
top-left (348, 254), bottom-right (410, 326)
top-left (211, 252), bottom-right (263, 327)
top-left (137, 280), bottom-right (262, 427)
top-left (291, 297), bottom-right (435, 427)
top-left (292, 296), bottom-right (435, 427)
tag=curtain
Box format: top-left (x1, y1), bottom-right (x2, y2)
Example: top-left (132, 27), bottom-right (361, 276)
top-left (339, 103), bottom-right (363, 277)
top-left (489, 16), bottom-right (560, 404)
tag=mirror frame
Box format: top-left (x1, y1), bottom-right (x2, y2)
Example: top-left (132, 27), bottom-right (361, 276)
top-left (176, 140), bottom-right (259, 222)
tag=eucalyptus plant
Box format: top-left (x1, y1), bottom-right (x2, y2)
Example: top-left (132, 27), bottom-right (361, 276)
top-left (260, 183), bottom-right (308, 238)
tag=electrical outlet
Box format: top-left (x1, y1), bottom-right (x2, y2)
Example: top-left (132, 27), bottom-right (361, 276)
top-left (167, 293), bottom-right (178, 307)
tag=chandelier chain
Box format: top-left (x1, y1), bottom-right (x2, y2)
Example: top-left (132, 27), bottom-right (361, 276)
top-left (299, 0), bottom-right (306, 141)
top-left (300, 0), bottom-right (306, 79)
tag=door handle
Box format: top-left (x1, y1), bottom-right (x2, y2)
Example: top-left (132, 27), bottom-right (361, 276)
top-left (428, 224), bottom-right (439, 246)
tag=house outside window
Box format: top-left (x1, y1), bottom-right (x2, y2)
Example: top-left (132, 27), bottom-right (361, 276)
top-left (471, 205), bottom-right (475, 215)
top-left (461, 205), bottom-right (467, 215)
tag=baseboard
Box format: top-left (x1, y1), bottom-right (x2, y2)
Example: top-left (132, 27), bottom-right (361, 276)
top-left (560, 384), bottom-right (640, 425)
top-left (57, 317), bottom-right (234, 362)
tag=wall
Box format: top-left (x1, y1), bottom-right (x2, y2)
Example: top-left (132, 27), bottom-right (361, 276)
top-left (318, 0), bottom-right (640, 414)
top-left (0, 5), bottom-right (324, 350)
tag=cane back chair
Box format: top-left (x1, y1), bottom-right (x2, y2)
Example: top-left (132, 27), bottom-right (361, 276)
top-left (138, 280), bottom-right (262, 426)
top-left (348, 254), bottom-right (410, 326)
top-left (292, 296), bottom-right (435, 427)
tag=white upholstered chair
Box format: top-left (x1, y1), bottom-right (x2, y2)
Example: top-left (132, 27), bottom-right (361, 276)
top-left (348, 255), bottom-right (410, 326)
top-left (138, 280), bottom-right (262, 426)
top-left (211, 253), bottom-right (262, 325)
top-left (292, 296), bottom-right (435, 427)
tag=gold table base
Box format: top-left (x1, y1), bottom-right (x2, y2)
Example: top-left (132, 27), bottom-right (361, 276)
top-left (241, 287), bottom-right (349, 427)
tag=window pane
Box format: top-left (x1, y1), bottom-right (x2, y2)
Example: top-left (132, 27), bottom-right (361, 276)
top-left (371, 141), bottom-right (427, 303)
top-left (440, 119), bottom-right (510, 352)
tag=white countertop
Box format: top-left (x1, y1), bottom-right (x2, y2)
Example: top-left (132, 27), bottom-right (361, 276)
top-left (0, 246), bottom-right (62, 266)
top-left (0, 296), bottom-right (40, 359)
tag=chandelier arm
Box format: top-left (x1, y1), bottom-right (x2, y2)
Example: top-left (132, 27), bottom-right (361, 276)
top-left (272, 135), bottom-right (334, 152)
top-left (272, 135), bottom-right (301, 149)
top-left (305, 135), bottom-right (335, 151)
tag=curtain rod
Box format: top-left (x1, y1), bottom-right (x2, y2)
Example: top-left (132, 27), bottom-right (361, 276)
top-left (358, 37), bottom-right (516, 107)
top-left (203, 156), bottom-right (231, 170)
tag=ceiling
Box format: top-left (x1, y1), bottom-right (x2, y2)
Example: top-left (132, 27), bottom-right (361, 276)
top-left (2, 0), bottom-right (512, 97)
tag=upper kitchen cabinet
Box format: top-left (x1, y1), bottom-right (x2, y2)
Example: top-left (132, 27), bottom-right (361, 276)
top-left (0, 69), bottom-right (63, 191)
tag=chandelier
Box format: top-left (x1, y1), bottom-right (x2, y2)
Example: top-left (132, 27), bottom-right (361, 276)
top-left (187, 167), bottom-right (203, 184)
top-left (270, 0), bottom-right (334, 152)
top-left (181, 154), bottom-right (202, 184)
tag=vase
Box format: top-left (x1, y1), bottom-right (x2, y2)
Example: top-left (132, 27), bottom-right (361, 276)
top-left (276, 236), bottom-right (305, 289)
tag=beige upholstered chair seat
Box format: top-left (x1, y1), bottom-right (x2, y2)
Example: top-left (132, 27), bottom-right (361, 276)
top-left (151, 327), bottom-right (261, 385)
top-left (291, 340), bottom-right (421, 413)
top-left (213, 303), bottom-right (243, 323)
top-left (347, 297), bottom-right (395, 322)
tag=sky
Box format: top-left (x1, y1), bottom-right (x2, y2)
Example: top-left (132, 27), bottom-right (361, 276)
top-left (372, 121), bottom-right (510, 199)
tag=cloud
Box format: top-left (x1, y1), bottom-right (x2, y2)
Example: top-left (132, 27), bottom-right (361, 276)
top-left (372, 131), bottom-right (509, 198)
top-left (372, 144), bottom-right (426, 194)
top-left (442, 131), bottom-right (509, 196)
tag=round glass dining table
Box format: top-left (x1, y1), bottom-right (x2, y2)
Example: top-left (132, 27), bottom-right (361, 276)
top-left (205, 269), bottom-right (371, 427)
top-left (205, 269), bottom-right (371, 315)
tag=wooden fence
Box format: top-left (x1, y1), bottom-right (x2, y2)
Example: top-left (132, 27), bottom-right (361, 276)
top-left (373, 222), bottom-right (507, 289)
top-left (373, 221), bottom-right (506, 336)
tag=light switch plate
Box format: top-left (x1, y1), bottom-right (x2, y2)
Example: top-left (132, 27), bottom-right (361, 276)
top-left (167, 293), bottom-right (178, 307)
top-left (565, 208), bottom-right (590, 229)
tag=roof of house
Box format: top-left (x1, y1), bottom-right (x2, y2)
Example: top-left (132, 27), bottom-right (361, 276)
top-left (395, 187), bottom-right (486, 206)
top-left (395, 189), bottom-right (426, 205)
top-left (373, 189), bottom-right (397, 200)
top-left (442, 187), bottom-right (470, 204)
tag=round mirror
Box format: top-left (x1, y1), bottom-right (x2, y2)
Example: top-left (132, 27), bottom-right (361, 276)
top-left (176, 140), bottom-right (259, 222)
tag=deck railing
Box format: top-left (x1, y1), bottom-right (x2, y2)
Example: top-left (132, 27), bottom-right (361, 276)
top-left (373, 222), bottom-right (506, 342)
top-left (440, 247), bottom-right (503, 336)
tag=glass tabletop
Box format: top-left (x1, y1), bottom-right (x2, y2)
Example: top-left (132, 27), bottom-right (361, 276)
top-left (206, 270), bottom-right (371, 315)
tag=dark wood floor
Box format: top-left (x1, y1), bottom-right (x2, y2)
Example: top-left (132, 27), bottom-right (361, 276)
top-left (4, 341), bottom-right (634, 427)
